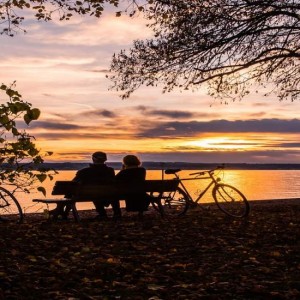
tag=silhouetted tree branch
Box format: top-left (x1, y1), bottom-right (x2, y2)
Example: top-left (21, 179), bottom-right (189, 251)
top-left (0, 0), bottom-right (145, 36)
top-left (110, 0), bottom-right (300, 101)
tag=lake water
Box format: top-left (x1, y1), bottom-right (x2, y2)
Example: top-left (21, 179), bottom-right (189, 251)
top-left (13, 169), bottom-right (300, 213)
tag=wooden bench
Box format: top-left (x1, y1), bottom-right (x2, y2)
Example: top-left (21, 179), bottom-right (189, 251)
top-left (32, 180), bottom-right (179, 221)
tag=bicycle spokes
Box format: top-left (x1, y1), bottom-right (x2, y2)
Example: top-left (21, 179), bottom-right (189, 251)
top-left (218, 186), bottom-right (235, 203)
top-left (0, 188), bottom-right (23, 223)
top-left (165, 188), bottom-right (189, 216)
top-left (152, 188), bottom-right (189, 217)
top-left (213, 184), bottom-right (250, 218)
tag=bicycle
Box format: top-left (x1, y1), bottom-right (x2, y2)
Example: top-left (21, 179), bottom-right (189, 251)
top-left (0, 186), bottom-right (23, 223)
top-left (152, 165), bottom-right (250, 218)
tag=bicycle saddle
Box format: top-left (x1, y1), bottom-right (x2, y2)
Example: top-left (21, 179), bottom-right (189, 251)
top-left (165, 169), bottom-right (181, 174)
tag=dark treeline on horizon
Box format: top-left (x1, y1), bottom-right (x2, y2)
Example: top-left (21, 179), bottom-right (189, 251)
top-left (39, 162), bottom-right (300, 171)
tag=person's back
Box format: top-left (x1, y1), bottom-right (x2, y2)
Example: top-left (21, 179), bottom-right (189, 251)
top-left (74, 163), bottom-right (115, 184)
top-left (115, 167), bottom-right (146, 183)
top-left (116, 155), bottom-right (150, 212)
top-left (73, 152), bottom-right (120, 219)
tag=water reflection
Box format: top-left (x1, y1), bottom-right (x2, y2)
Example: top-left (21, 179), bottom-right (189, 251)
top-left (148, 169), bottom-right (300, 202)
top-left (11, 169), bottom-right (300, 213)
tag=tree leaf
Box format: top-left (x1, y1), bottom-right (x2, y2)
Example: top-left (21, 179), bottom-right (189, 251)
top-left (36, 174), bottom-right (47, 183)
top-left (29, 108), bottom-right (41, 120)
top-left (37, 186), bottom-right (46, 196)
top-left (23, 113), bottom-right (31, 125)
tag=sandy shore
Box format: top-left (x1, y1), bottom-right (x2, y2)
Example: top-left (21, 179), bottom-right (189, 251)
top-left (22, 197), bottom-right (300, 221)
top-left (0, 199), bottom-right (299, 299)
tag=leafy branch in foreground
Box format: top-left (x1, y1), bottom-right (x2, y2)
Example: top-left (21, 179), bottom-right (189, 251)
top-left (0, 0), bottom-right (145, 36)
top-left (109, 0), bottom-right (300, 102)
top-left (0, 82), bottom-right (57, 196)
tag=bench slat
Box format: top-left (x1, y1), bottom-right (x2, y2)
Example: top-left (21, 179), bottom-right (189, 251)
top-left (32, 199), bottom-right (71, 204)
top-left (51, 180), bottom-right (179, 198)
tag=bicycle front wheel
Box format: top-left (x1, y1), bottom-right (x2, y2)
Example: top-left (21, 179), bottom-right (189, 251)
top-left (151, 187), bottom-right (189, 217)
top-left (0, 187), bottom-right (23, 223)
top-left (212, 184), bottom-right (250, 218)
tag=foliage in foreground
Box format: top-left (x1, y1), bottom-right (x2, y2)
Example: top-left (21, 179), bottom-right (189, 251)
top-left (0, 82), bottom-right (57, 195)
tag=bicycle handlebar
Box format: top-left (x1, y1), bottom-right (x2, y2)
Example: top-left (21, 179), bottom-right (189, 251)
top-left (189, 164), bottom-right (225, 176)
top-left (189, 171), bottom-right (205, 176)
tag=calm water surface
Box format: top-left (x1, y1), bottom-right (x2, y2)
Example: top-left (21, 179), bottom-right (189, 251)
top-left (15, 169), bottom-right (300, 213)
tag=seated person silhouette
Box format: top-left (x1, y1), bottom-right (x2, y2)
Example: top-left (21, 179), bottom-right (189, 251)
top-left (115, 155), bottom-right (150, 213)
top-left (68, 151), bottom-right (121, 219)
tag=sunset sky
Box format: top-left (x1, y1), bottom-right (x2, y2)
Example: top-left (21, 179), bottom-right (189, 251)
top-left (2, 9), bottom-right (300, 164)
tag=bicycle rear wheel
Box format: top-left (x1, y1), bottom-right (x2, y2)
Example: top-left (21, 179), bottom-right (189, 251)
top-left (0, 187), bottom-right (23, 223)
top-left (212, 184), bottom-right (250, 218)
top-left (151, 187), bottom-right (189, 217)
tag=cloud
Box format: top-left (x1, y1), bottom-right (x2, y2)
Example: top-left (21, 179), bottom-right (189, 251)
top-left (3, 5), bottom-right (300, 164)
top-left (88, 69), bottom-right (109, 73)
top-left (83, 109), bottom-right (117, 118)
top-left (23, 117), bottom-right (300, 147)
top-left (136, 106), bottom-right (195, 118)
top-left (42, 93), bottom-right (55, 97)
top-left (135, 149), bottom-right (300, 164)
top-left (139, 118), bottom-right (300, 138)
top-left (270, 142), bottom-right (300, 148)
top-left (35, 132), bottom-right (134, 140)
top-left (135, 106), bottom-right (217, 119)
top-left (16, 119), bottom-right (81, 131)
top-left (28, 121), bottom-right (81, 130)
top-left (248, 112), bottom-right (267, 118)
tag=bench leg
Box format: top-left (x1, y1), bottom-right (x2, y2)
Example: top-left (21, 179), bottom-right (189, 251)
top-left (48, 202), bottom-right (80, 222)
top-left (70, 203), bottom-right (80, 222)
top-left (47, 201), bottom-right (80, 221)
top-left (150, 195), bottom-right (164, 217)
top-left (157, 200), bottom-right (164, 217)
top-left (49, 203), bottom-right (68, 220)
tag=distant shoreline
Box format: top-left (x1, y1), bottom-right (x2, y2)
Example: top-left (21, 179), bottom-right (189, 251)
top-left (41, 162), bottom-right (300, 171)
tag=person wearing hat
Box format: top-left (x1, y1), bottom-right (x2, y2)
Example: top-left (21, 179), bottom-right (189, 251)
top-left (71, 151), bottom-right (121, 219)
top-left (115, 155), bottom-right (151, 213)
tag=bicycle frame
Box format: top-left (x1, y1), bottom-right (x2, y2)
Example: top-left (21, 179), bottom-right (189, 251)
top-left (170, 168), bottom-right (223, 204)
top-left (163, 165), bottom-right (250, 218)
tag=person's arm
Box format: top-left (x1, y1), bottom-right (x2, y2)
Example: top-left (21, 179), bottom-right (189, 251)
top-left (115, 169), bottom-right (126, 181)
top-left (109, 167), bottom-right (115, 177)
top-left (72, 169), bottom-right (83, 182)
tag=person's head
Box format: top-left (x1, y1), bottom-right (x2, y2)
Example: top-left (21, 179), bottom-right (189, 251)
top-left (92, 151), bottom-right (107, 164)
top-left (123, 155), bottom-right (141, 168)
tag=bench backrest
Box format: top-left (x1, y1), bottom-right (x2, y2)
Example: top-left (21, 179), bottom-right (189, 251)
top-left (52, 180), bottom-right (179, 200)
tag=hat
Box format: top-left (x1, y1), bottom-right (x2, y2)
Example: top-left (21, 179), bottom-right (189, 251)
top-left (92, 151), bottom-right (107, 162)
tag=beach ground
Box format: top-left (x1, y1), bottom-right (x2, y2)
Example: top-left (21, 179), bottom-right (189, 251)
top-left (0, 199), bottom-right (299, 299)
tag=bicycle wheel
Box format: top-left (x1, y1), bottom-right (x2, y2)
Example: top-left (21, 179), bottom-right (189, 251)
top-left (212, 184), bottom-right (250, 218)
top-left (0, 187), bottom-right (23, 223)
top-left (151, 187), bottom-right (189, 217)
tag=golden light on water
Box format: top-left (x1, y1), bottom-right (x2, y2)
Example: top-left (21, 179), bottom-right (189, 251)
top-left (17, 169), bottom-right (300, 213)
